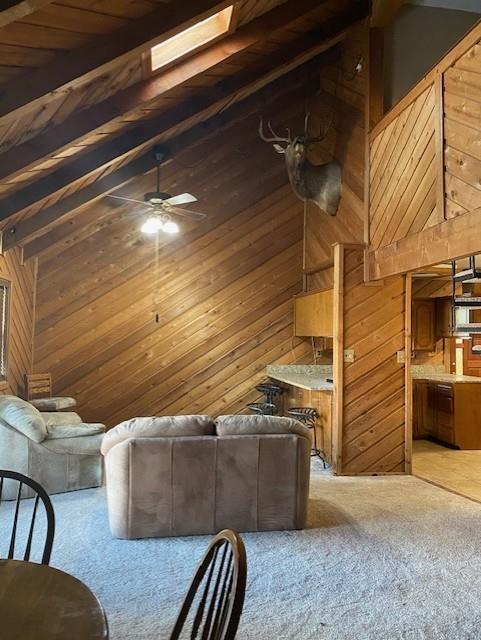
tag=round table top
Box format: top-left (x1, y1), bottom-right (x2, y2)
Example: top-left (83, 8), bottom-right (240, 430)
top-left (0, 559), bottom-right (108, 639)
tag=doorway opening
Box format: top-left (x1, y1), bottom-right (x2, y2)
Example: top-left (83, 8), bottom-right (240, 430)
top-left (410, 256), bottom-right (481, 502)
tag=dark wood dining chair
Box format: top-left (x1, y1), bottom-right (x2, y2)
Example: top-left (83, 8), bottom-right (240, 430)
top-left (0, 469), bottom-right (55, 565)
top-left (169, 529), bottom-right (247, 640)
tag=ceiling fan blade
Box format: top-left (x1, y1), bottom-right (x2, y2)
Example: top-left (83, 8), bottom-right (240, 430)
top-left (107, 195), bottom-right (151, 206)
top-left (164, 193), bottom-right (198, 206)
top-left (170, 206), bottom-right (208, 220)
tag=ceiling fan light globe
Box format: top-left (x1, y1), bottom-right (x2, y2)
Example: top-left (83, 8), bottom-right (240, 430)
top-left (163, 220), bottom-right (179, 234)
top-left (141, 216), bottom-right (163, 234)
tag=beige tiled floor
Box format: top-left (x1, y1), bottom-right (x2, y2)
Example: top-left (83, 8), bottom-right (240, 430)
top-left (413, 439), bottom-right (481, 502)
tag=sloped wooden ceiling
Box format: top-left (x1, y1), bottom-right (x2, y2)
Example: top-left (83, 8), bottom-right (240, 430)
top-left (0, 0), bottom-right (368, 420)
top-left (0, 0), bottom-right (367, 249)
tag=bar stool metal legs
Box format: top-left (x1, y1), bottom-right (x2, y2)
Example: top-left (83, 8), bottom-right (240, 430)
top-left (286, 407), bottom-right (327, 468)
top-left (246, 383), bottom-right (283, 416)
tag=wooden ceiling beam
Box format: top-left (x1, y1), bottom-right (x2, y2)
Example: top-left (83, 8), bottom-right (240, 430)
top-left (16, 61), bottom-right (327, 259)
top-left (0, 10), bottom-right (364, 235)
top-left (0, 1), bottom-right (55, 27)
top-left (0, 0), bottom-right (329, 185)
top-left (367, 206), bottom-right (481, 280)
top-left (0, 0), bottom-right (232, 123)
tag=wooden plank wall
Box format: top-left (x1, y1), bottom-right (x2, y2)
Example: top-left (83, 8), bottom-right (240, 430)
top-left (33, 105), bottom-right (312, 427)
top-left (0, 248), bottom-right (36, 396)
top-left (368, 22), bottom-right (481, 258)
top-left (444, 40), bottom-right (481, 218)
top-left (334, 246), bottom-right (407, 474)
top-left (304, 23), bottom-right (367, 277)
top-left (369, 85), bottom-right (439, 250)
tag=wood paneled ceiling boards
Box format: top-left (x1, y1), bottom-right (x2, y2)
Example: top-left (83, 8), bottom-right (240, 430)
top-left (0, 0), bottom-right (368, 257)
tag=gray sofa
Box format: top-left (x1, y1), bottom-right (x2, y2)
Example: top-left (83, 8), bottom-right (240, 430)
top-left (101, 414), bottom-right (311, 539)
top-left (0, 395), bottom-right (105, 499)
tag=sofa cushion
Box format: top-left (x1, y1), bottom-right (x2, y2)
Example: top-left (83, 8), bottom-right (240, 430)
top-left (0, 395), bottom-right (47, 443)
top-left (30, 397), bottom-right (77, 411)
top-left (41, 411), bottom-right (82, 428)
top-left (46, 422), bottom-right (105, 440)
top-left (101, 415), bottom-right (214, 456)
top-left (215, 414), bottom-right (310, 439)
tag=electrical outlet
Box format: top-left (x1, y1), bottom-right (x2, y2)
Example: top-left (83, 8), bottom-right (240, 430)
top-left (343, 349), bottom-right (355, 363)
top-left (315, 349), bottom-right (324, 358)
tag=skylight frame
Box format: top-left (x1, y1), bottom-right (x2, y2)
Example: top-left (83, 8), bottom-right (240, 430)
top-left (149, 5), bottom-right (235, 74)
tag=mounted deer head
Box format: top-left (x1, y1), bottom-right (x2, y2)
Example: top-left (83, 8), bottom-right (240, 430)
top-left (259, 116), bottom-right (341, 215)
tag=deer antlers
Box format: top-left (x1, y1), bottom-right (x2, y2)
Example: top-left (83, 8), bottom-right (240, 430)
top-left (258, 118), bottom-right (291, 144)
top-left (259, 114), bottom-right (331, 146)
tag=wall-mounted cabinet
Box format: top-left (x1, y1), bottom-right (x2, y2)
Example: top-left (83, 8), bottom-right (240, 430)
top-left (412, 299), bottom-right (435, 351)
top-left (435, 297), bottom-right (453, 338)
top-left (294, 289), bottom-right (333, 337)
top-left (412, 297), bottom-right (453, 351)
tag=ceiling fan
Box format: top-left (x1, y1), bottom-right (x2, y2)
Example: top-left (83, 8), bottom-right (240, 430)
top-left (107, 148), bottom-right (207, 235)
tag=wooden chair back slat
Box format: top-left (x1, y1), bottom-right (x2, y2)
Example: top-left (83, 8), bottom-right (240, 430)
top-left (0, 470), bottom-right (55, 565)
top-left (169, 529), bottom-right (246, 640)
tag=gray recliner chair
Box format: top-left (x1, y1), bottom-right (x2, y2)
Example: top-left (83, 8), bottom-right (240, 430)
top-left (0, 395), bottom-right (105, 499)
top-left (102, 413), bottom-right (311, 539)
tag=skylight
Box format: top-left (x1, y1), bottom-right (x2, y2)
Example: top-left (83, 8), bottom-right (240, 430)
top-left (151, 6), bottom-right (234, 72)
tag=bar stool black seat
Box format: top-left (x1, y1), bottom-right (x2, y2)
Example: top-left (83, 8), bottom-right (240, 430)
top-left (255, 383), bottom-right (283, 407)
top-left (246, 402), bottom-right (277, 416)
top-left (287, 407), bottom-right (327, 468)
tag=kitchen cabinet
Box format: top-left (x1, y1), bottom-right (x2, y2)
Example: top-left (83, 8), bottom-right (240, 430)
top-left (413, 379), bottom-right (481, 448)
top-left (435, 297), bottom-right (453, 338)
top-left (294, 289), bottom-right (333, 337)
top-left (413, 381), bottom-right (429, 439)
top-left (412, 299), bottom-right (435, 351)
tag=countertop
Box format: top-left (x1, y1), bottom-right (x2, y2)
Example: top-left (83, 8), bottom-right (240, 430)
top-left (412, 373), bottom-right (481, 384)
top-left (266, 365), bottom-right (334, 392)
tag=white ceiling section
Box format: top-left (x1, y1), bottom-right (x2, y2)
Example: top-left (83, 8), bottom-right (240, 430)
top-left (408, 0), bottom-right (481, 13)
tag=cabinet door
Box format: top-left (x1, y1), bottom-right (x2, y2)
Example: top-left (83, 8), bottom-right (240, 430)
top-left (294, 290), bottom-right (333, 337)
top-left (413, 382), bottom-right (428, 439)
top-left (412, 300), bottom-right (435, 351)
top-left (435, 297), bottom-right (453, 338)
top-left (435, 384), bottom-right (454, 445)
top-left (426, 384), bottom-right (437, 437)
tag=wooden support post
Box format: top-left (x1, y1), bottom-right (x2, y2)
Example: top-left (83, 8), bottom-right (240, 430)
top-left (364, 27), bottom-right (384, 276)
top-left (434, 73), bottom-right (446, 222)
top-left (332, 243), bottom-right (344, 474)
top-left (404, 272), bottom-right (412, 474)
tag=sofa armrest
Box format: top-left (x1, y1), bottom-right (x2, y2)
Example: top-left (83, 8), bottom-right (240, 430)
top-left (41, 411), bottom-right (82, 427)
top-left (46, 422), bottom-right (105, 440)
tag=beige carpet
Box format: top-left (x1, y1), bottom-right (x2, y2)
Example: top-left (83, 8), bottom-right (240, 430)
top-left (4, 463), bottom-right (481, 639)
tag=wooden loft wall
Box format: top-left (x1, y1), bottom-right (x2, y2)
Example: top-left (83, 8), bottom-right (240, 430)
top-left (0, 248), bottom-right (36, 397)
top-left (369, 84), bottom-right (439, 249)
top-left (304, 23), bottom-right (367, 288)
top-left (33, 97), bottom-right (311, 427)
top-left (367, 21), bottom-right (481, 279)
top-left (332, 244), bottom-right (408, 474)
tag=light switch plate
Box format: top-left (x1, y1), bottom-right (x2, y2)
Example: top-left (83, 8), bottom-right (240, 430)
top-left (397, 350), bottom-right (406, 364)
top-left (344, 349), bottom-right (355, 363)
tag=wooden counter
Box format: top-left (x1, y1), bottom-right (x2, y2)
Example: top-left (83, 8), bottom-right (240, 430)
top-left (269, 378), bottom-right (332, 464)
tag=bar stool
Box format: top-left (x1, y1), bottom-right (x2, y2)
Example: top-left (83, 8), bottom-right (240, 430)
top-left (255, 383), bottom-right (283, 408)
top-left (287, 407), bottom-right (327, 468)
top-left (246, 402), bottom-right (277, 416)
top-left (246, 382), bottom-right (283, 416)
